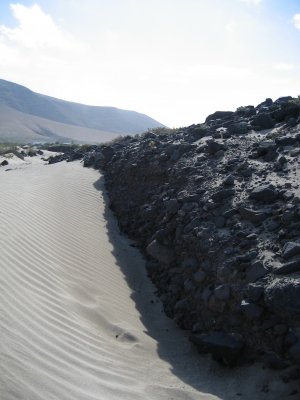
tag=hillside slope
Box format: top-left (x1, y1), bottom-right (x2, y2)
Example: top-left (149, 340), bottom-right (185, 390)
top-left (0, 105), bottom-right (120, 144)
top-left (0, 79), bottom-right (164, 141)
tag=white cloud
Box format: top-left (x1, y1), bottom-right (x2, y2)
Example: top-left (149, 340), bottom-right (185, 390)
top-left (293, 14), bottom-right (300, 30)
top-left (239, 0), bottom-right (263, 4)
top-left (0, 4), bottom-right (74, 49)
top-left (0, 3), bottom-right (299, 128)
top-left (226, 21), bottom-right (237, 32)
top-left (272, 63), bottom-right (297, 71)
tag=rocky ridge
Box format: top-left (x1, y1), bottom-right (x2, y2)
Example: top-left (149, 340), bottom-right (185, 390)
top-left (51, 96), bottom-right (300, 373)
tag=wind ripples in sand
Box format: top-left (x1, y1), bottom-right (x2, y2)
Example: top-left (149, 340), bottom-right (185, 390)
top-left (1, 161), bottom-right (292, 400)
top-left (0, 162), bottom-right (215, 400)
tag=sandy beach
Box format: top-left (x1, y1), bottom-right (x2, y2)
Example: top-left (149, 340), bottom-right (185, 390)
top-left (0, 159), bottom-right (296, 400)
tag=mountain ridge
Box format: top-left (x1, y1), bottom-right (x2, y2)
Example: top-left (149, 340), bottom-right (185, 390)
top-left (0, 79), bottom-right (165, 143)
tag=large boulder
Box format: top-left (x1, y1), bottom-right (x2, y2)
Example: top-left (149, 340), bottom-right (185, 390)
top-left (146, 240), bottom-right (176, 265)
top-left (205, 111), bottom-right (234, 123)
top-left (211, 189), bottom-right (235, 202)
top-left (275, 96), bottom-right (293, 104)
top-left (191, 126), bottom-right (209, 139)
top-left (165, 199), bottom-right (180, 214)
top-left (189, 331), bottom-right (245, 366)
top-left (252, 113), bottom-right (275, 129)
top-left (227, 122), bottom-right (249, 135)
top-left (207, 140), bottom-right (224, 156)
top-left (184, 217), bottom-right (202, 233)
top-left (274, 259), bottom-right (300, 275)
top-left (102, 146), bottom-right (115, 162)
top-left (249, 184), bottom-right (277, 202)
top-left (281, 242), bottom-right (300, 260)
top-left (264, 277), bottom-right (300, 317)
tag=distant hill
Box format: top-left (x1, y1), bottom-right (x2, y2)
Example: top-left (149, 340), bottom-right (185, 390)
top-left (0, 79), bottom-right (165, 144)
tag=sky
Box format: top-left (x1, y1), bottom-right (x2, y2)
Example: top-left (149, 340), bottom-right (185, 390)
top-left (0, 0), bottom-right (299, 128)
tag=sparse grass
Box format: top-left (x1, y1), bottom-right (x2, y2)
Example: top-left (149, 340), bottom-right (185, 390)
top-left (2, 153), bottom-right (15, 159)
top-left (100, 127), bottom-right (181, 147)
top-left (0, 142), bottom-right (24, 159)
top-left (101, 135), bottom-right (132, 147)
top-left (78, 143), bottom-right (92, 151)
top-left (288, 95), bottom-right (300, 105)
top-left (141, 126), bottom-right (180, 137)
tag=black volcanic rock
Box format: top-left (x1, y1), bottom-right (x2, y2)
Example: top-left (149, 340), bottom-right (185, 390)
top-left (76, 94), bottom-right (300, 370)
top-left (249, 184), bottom-right (277, 202)
top-left (189, 331), bottom-right (245, 366)
top-left (205, 111), bottom-right (234, 123)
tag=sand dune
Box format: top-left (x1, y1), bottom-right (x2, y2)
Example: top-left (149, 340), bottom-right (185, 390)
top-left (0, 161), bottom-right (295, 399)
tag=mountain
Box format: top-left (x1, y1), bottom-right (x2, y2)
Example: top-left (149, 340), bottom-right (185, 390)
top-left (0, 79), bottom-right (165, 144)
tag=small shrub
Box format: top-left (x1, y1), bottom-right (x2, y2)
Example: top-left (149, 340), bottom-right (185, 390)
top-left (288, 96), bottom-right (300, 105)
top-left (141, 126), bottom-right (180, 138)
top-left (78, 143), bottom-right (92, 151)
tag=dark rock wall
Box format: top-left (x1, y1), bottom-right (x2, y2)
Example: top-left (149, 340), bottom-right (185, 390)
top-left (78, 96), bottom-right (300, 367)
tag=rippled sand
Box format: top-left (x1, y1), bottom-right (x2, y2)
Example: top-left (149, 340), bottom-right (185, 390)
top-left (0, 160), bottom-right (294, 399)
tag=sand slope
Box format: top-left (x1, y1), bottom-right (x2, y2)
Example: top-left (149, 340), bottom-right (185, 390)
top-left (0, 161), bottom-right (295, 400)
top-left (0, 105), bottom-right (120, 144)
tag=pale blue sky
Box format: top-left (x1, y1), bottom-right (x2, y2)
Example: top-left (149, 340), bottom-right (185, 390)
top-left (0, 0), bottom-right (299, 127)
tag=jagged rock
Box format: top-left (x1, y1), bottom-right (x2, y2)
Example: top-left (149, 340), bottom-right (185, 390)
top-left (184, 217), bottom-right (202, 233)
top-left (289, 342), bottom-right (300, 363)
top-left (245, 107), bottom-right (256, 117)
top-left (241, 250), bottom-right (258, 262)
top-left (102, 146), bottom-right (115, 162)
top-left (249, 184), bottom-right (277, 202)
top-left (145, 261), bottom-right (159, 274)
top-left (275, 136), bottom-right (297, 146)
top-left (274, 259), bottom-right (300, 275)
top-left (252, 213), bottom-right (267, 224)
top-left (207, 140), bottom-right (224, 156)
top-left (191, 126), bottom-right (209, 139)
top-left (246, 261), bottom-right (269, 283)
top-left (252, 113), bottom-right (275, 129)
top-left (222, 208), bottom-right (236, 218)
top-left (286, 118), bottom-right (298, 128)
top-left (227, 122), bottom-right (249, 135)
top-left (281, 242), bottom-right (300, 260)
top-left (211, 188), bottom-right (235, 202)
top-left (146, 240), bottom-right (175, 265)
top-left (283, 191), bottom-right (294, 202)
top-left (281, 210), bottom-right (294, 224)
top-left (205, 111), bottom-right (234, 123)
top-left (291, 148), bottom-right (300, 158)
top-left (257, 98), bottom-right (273, 108)
top-left (223, 174), bottom-right (234, 185)
top-left (240, 300), bottom-right (263, 318)
top-left (182, 257), bottom-right (199, 269)
top-left (193, 270), bottom-right (206, 283)
top-left (215, 216), bottom-right (226, 228)
top-left (189, 331), bottom-right (245, 366)
top-left (264, 277), bottom-right (300, 317)
top-left (165, 199), bottom-right (180, 214)
top-left (214, 284), bottom-right (231, 300)
top-left (177, 192), bottom-right (200, 202)
top-left (175, 299), bottom-right (187, 311)
top-left (246, 283), bottom-right (264, 302)
top-left (263, 353), bottom-right (288, 370)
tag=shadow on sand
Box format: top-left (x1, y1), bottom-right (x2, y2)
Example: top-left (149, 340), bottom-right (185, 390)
top-left (92, 172), bottom-right (284, 400)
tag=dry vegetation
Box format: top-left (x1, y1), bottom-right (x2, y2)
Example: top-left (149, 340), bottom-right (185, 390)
top-left (0, 143), bottom-right (24, 159)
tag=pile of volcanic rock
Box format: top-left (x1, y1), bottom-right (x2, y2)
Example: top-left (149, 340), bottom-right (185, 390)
top-left (79, 96), bottom-right (300, 369)
top-left (44, 144), bottom-right (88, 164)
